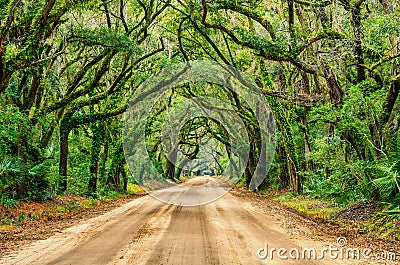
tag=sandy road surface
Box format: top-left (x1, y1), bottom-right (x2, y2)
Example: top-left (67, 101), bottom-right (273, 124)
top-left (0, 177), bottom-right (389, 265)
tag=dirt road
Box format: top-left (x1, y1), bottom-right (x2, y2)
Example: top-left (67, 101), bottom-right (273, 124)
top-left (0, 178), bottom-right (395, 264)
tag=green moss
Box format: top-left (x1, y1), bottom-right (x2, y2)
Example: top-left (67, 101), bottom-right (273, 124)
top-left (275, 193), bottom-right (346, 219)
top-left (126, 183), bottom-right (145, 194)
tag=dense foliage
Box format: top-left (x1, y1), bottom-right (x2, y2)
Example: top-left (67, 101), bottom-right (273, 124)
top-left (0, 0), bottom-right (399, 226)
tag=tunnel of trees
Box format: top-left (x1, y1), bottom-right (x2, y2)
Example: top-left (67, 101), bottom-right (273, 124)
top-left (0, 0), bottom-right (399, 216)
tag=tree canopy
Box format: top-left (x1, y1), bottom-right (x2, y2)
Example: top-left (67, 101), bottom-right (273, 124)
top-left (0, 0), bottom-right (399, 217)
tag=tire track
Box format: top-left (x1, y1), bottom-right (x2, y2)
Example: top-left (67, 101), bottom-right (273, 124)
top-left (45, 199), bottom-right (167, 265)
top-left (110, 203), bottom-right (175, 265)
top-left (146, 205), bottom-right (219, 265)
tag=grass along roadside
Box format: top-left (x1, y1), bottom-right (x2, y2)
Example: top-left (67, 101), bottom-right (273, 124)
top-left (273, 190), bottom-right (400, 241)
top-left (0, 184), bottom-right (145, 229)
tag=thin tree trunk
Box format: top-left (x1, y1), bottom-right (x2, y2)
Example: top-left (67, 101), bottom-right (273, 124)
top-left (59, 129), bottom-right (69, 193)
top-left (88, 122), bottom-right (105, 197)
top-left (165, 149), bottom-right (177, 180)
top-left (121, 166), bottom-right (128, 192)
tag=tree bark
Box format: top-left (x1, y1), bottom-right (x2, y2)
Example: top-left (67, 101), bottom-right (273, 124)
top-left (88, 122), bottom-right (105, 197)
top-left (351, 6), bottom-right (366, 83)
top-left (165, 149), bottom-right (177, 180)
top-left (59, 128), bottom-right (69, 193)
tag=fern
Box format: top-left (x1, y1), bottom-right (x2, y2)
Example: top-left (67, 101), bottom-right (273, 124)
top-left (372, 163), bottom-right (400, 201)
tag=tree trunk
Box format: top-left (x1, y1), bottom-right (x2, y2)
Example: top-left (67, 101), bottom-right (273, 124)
top-left (175, 158), bottom-right (190, 180)
top-left (121, 166), bottom-right (128, 192)
top-left (165, 149), bottom-right (177, 180)
top-left (16, 135), bottom-right (28, 199)
top-left (277, 142), bottom-right (290, 188)
top-left (59, 129), bottom-right (69, 193)
top-left (88, 122), bottom-right (105, 197)
top-left (351, 6), bottom-right (366, 83)
top-left (98, 140), bottom-right (109, 182)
